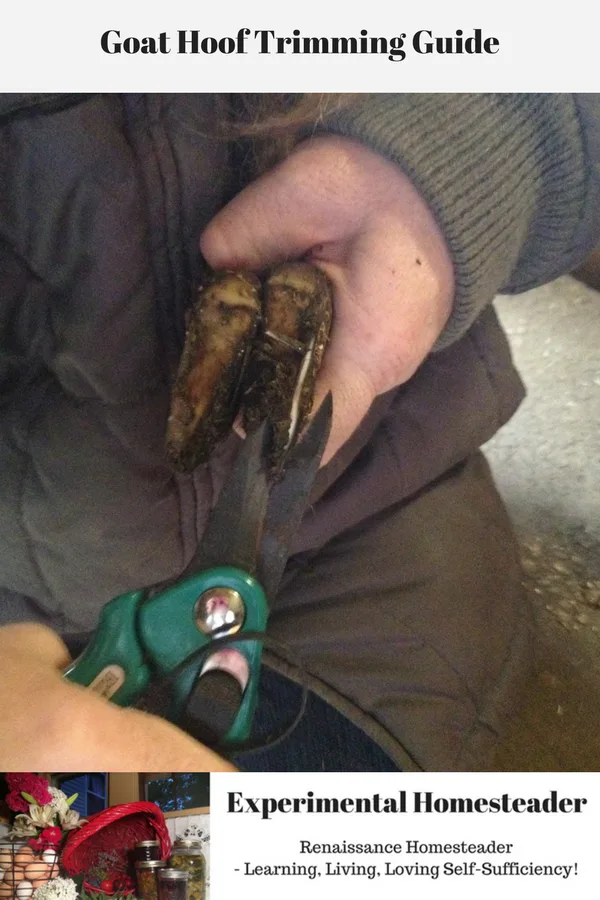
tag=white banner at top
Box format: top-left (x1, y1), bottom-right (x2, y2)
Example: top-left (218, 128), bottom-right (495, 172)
top-left (1, 0), bottom-right (597, 92)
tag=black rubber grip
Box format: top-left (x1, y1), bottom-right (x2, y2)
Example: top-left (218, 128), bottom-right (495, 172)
top-left (180, 669), bottom-right (243, 745)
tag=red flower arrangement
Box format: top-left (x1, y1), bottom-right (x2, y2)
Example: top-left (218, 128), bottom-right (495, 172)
top-left (29, 827), bottom-right (64, 851)
top-left (4, 772), bottom-right (85, 851)
top-left (5, 773), bottom-right (53, 814)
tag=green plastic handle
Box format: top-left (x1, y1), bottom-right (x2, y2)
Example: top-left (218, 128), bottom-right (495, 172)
top-left (64, 589), bottom-right (151, 705)
top-left (138, 566), bottom-right (268, 744)
top-left (65, 567), bottom-right (268, 745)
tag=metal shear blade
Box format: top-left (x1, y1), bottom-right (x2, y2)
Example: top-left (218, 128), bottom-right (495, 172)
top-left (187, 392), bottom-right (333, 603)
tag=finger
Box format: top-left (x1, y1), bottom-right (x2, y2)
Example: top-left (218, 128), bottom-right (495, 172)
top-left (307, 246), bottom-right (442, 465)
top-left (1, 622), bottom-right (72, 668)
top-left (200, 165), bottom-right (320, 271)
top-left (200, 139), bottom-right (364, 271)
top-left (312, 357), bottom-right (377, 467)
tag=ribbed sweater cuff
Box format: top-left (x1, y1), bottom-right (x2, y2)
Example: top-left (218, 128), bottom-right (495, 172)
top-left (319, 94), bottom-right (587, 348)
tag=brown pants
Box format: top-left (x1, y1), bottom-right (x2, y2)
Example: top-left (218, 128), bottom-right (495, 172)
top-left (265, 452), bottom-right (532, 771)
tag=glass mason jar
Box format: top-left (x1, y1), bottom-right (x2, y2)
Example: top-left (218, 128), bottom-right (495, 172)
top-left (133, 841), bottom-right (163, 863)
top-left (135, 860), bottom-right (167, 900)
top-left (168, 841), bottom-right (206, 900)
top-left (157, 869), bottom-right (189, 900)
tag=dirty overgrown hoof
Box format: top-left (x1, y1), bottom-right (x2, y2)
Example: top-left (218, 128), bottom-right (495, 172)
top-left (166, 262), bottom-right (333, 473)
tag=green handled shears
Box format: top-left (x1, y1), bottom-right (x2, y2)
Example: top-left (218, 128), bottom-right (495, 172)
top-left (64, 395), bottom-right (332, 749)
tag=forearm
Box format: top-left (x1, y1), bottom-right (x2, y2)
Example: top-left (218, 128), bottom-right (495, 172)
top-left (319, 93), bottom-right (600, 347)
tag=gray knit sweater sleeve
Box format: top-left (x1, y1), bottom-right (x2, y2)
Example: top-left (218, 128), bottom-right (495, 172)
top-left (320, 94), bottom-right (600, 347)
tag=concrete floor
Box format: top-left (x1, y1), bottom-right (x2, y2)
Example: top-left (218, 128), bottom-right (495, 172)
top-left (484, 276), bottom-right (600, 771)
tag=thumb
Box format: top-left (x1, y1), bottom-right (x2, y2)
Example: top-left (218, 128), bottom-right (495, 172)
top-left (2, 622), bottom-right (72, 668)
top-left (1, 623), bottom-right (236, 771)
top-left (200, 137), bottom-right (365, 270)
top-left (200, 162), bottom-right (321, 270)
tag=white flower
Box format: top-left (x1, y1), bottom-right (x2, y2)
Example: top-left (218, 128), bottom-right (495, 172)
top-left (7, 814), bottom-right (39, 838)
top-left (47, 789), bottom-right (70, 818)
top-left (59, 808), bottom-right (84, 831)
top-left (33, 878), bottom-right (78, 900)
top-left (27, 805), bottom-right (57, 828)
top-left (46, 788), bottom-right (82, 831)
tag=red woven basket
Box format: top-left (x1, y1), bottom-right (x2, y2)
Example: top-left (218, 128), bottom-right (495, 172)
top-left (61, 802), bottom-right (171, 895)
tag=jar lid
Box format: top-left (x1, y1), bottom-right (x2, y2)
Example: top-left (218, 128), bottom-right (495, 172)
top-left (172, 840), bottom-right (205, 855)
top-left (136, 860), bottom-right (167, 869)
top-left (159, 870), bottom-right (189, 881)
top-left (135, 841), bottom-right (161, 848)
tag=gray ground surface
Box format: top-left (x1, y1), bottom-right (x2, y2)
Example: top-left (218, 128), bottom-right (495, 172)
top-left (484, 276), bottom-right (600, 770)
